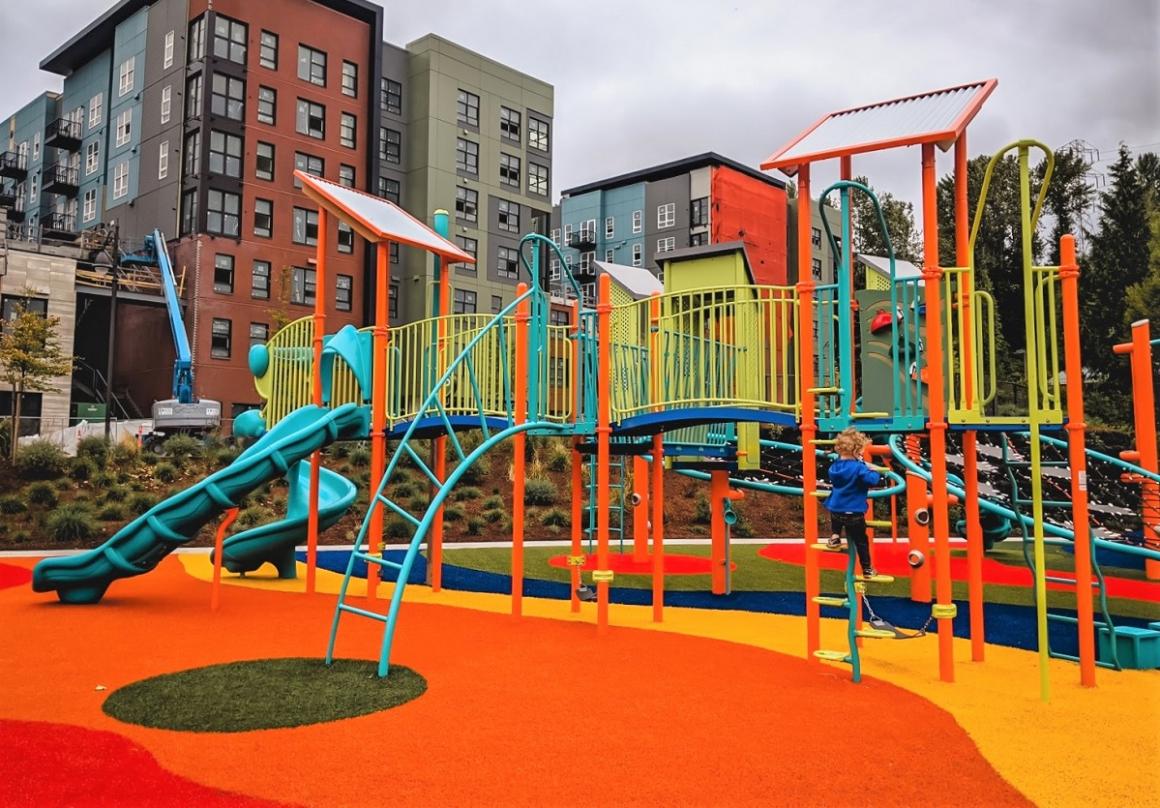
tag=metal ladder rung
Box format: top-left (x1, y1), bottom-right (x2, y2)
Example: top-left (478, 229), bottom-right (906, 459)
top-left (1044, 575), bottom-right (1100, 586)
top-left (338, 603), bottom-right (389, 622)
top-left (354, 551), bottom-right (404, 571)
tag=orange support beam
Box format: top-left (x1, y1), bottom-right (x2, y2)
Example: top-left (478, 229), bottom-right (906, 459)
top-left (512, 283), bottom-right (529, 617)
top-left (596, 274), bottom-right (613, 631)
top-left (710, 470), bottom-right (729, 595)
top-left (632, 456), bottom-right (650, 562)
top-left (1116, 320), bottom-right (1160, 580)
top-left (306, 208), bottom-right (329, 595)
top-left (797, 165), bottom-right (821, 661)
top-left (921, 143), bottom-right (955, 683)
top-left (367, 241), bottom-right (390, 600)
top-left (1060, 234), bottom-right (1097, 686)
top-left (430, 239), bottom-right (452, 593)
top-left (570, 301), bottom-right (583, 614)
top-left (210, 507), bottom-right (239, 611)
top-left (649, 292), bottom-right (665, 623)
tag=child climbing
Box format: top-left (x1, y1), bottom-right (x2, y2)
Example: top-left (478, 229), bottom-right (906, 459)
top-left (825, 428), bottom-right (881, 578)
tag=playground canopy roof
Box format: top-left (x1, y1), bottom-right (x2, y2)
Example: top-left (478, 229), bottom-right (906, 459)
top-left (761, 79), bottom-right (997, 176)
top-left (594, 261), bottom-right (664, 299)
top-left (858, 254), bottom-right (924, 282)
top-left (296, 171), bottom-right (476, 263)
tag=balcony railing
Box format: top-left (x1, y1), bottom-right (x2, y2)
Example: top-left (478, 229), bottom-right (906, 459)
top-left (43, 163), bottom-right (80, 195)
top-left (568, 229), bottom-right (598, 251)
top-left (0, 151), bottom-right (28, 179)
top-left (45, 117), bottom-right (83, 150)
top-left (42, 212), bottom-right (77, 235)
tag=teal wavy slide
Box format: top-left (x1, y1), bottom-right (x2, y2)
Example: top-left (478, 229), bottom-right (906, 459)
top-left (215, 462), bottom-right (357, 577)
top-left (32, 403), bottom-right (369, 604)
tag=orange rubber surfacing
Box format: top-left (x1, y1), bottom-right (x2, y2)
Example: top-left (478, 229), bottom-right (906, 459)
top-left (3, 557), bottom-right (1029, 807)
top-left (547, 551), bottom-right (735, 575)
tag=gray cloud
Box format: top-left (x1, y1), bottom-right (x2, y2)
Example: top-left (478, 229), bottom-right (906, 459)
top-left (2, 0), bottom-right (1156, 213)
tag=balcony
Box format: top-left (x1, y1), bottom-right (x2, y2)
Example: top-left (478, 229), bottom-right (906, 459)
top-left (568, 229), bottom-right (597, 251)
top-left (42, 212), bottom-right (77, 237)
top-left (0, 185), bottom-right (15, 210)
top-left (0, 151), bottom-right (27, 179)
top-left (45, 117), bottom-right (83, 151)
top-left (43, 163), bottom-right (80, 196)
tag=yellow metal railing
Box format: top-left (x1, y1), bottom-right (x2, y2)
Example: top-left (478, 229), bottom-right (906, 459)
top-left (260, 316), bottom-right (315, 426)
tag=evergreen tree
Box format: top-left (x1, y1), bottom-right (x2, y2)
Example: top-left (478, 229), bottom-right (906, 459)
top-left (1123, 208), bottom-right (1160, 328)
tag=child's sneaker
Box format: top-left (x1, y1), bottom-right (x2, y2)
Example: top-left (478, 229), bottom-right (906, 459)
top-left (862, 567), bottom-right (878, 579)
top-left (576, 585), bottom-right (597, 602)
top-left (826, 536), bottom-right (843, 550)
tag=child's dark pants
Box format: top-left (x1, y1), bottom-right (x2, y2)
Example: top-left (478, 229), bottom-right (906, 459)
top-left (830, 512), bottom-right (872, 573)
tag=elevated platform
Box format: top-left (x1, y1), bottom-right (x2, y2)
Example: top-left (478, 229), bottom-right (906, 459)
top-left (614, 407), bottom-right (798, 437)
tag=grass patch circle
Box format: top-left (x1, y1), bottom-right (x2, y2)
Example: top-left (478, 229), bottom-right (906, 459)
top-left (102, 658), bottom-right (426, 732)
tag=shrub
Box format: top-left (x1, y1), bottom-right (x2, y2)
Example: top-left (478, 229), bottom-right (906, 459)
top-left (452, 485), bottom-right (482, 501)
top-left (10, 529), bottom-right (32, 544)
top-left (161, 434), bottom-right (203, 462)
top-left (482, 495), bottom-right (505, 510)
top-left (443, 504), bottom-right (465, 522)
top-left (92, 470), bottom-right (116, 488)
top-left (15, 441), bottom-right (68, 480)
top-left (76, 436), bottom-right (110, 468)
top-left (154, 462), bottom-right (179, 483)
top-left (46, 504), bottom-right (99, 542)
top-left (540, 508), bottom-right (569, 527)
top-left (55, 477), bottom-right (74, 491)
top-left (392, 481), bottom-right (417, 499)
top-left (465, 516), bottom-right (485, 536)
top-left (327, 443), bottom-right (351, 460)
top-left (116, 470), bottom-right (132, 483)
top-left (26, 482), bottom-right (58, 508)
top-left (0, 495), bottom-right (27, 515)
top-left (694, 495), bottom-right (712, 524)
top-left (70, 456), bottom-right (98, 481)
top-left (483, 507), bottom-right (507, 525)
top-left (524, 478), bottom-right (557, 506)
top-left (109, 441), bottom-right (139, 467)
top-left (348, 444), bottom-right (371, 468)
top-left (128, 493), bottom-right (159, 515)
top-left (139, 450), bottom-right (158, 466)
top-left (236, 505), bottom-right (275, 529)
top-left (547, 443), bottom-right (571, 473)
top-left (455, 454), bottom-right (491, 485)
top-left (103, 485), bottom-right (129, 503)
top-left (212, 446), bottom-right (239, 467)
top-left (385, 518), bottom-right (411, 539)
top-left (129, 480), bottom-right (147, 492)
top-left (97, 503), bottom-right (126, 522)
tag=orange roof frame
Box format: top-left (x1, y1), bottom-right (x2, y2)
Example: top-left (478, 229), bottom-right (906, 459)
top-left (296, 170), bottom-right (476, 264)
top-left (761, 78), bottom-right (998, 175)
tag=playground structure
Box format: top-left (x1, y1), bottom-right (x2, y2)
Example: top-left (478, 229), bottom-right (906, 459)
top-left (30, 80), bottom-right (1160, 698)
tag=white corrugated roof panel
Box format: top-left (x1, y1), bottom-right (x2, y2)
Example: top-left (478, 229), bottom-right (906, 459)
top-left (763, 80), bottom-right (996, 174)
top-left (858, 254), bottom-right (924, 282)
top-left (594, 261), bottom-right (663, 299)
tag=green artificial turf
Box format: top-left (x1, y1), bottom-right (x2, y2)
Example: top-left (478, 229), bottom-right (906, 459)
top-left (102, 658), bottom-right (426, 732)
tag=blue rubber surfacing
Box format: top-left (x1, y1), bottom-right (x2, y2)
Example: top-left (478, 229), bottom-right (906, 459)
top-left (301, 550), bottom-right (1155, 660)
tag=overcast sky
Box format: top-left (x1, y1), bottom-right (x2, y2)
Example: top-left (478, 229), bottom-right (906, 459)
top-left (2, 0), bottom-right (1156, 213)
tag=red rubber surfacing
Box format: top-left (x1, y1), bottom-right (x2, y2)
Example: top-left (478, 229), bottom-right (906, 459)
top-left (548, 551), bottom-right (735, 575)
top-left (0, 563), bottom-right (32, 590)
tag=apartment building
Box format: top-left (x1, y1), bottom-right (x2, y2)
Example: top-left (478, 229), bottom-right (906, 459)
top-left (550, 153), bottom-right (788, 303)
top-left (787, 196), bottom-right (842, 286)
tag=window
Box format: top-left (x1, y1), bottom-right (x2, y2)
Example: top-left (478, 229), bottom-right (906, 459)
top-left (632, 209), bottom-right (642, 233)
top-left (563, 223), bottom-right (572, 244)
top-left (256, 86), bottom-right (276, 125)
top-left (82, 189), bottom-right (97, 223)
top-left (208, 131), bottom-right (242, 177)
top-left (1, 295), bottom-right (48, 322)
top-left (381, 127), bottom-right (401, 163)
top-left (115, 110), bottom-right (131, 147)
top-left (163, 30), bottom-right (175, 68)
top-left (500, 153), bottom-right (520, 187)
top-left (811, 227), bottom-right (821, 247)
top-left (605, 216), bottom-right (615, 239)
top-left (336, 274), bottom-right (353, 311)
top-left (339, 164), bottom-right (354, 187)
top-left (657, 236), bottom-right (676, 254)
top-left (298, 45), bottom-right (326, 85)
top-left (580, 251), bottom-right (594, 272)
top-left (498, 199), bottom-right (520, 233)
top-left (337, 222), bottom-right (353, 254)
top-left (211, 318), bottom-right (231, 358)
top-left (206, 189), bottom-right (240, 236)
top-left (249, 322), bottom-right (268, 348)
top-left (549, 258), bottom-right (560, 281)
top-left (455, 186), bottom-right (477, 222)
top-left (296, 99), bottom-right (325, 139)
top-left (456, 89), bottom-right (479, 126)
top-left (213, 254), bottom-right (235, 293)
top-left (294, 152), bottom-right (323, 187)
top-left (259, 31), bottom-right (278, 69)
top-left (253, 198), bottom-right (272, 238)
top-left (528, 162), bottom-right (549, 196)
top-left (691, 197), bottom-right (708, 227)
top-left (185, 74), bottom-right (203, 118)
top-left (251, 261), bottom-right (270, 299)
top-left (256, 142), bottom-right (274, 180)
top-left (500, 106), bottom-right (520, 141)
top-left (388, 283), bottom-right (398, 320)
top-left (180, 188), bottom-right (198, 234)
top-left (605, 248), bottom-right (615, 262)
top-left (31, 133), bottom-right (39, 162)
top-left (112, 161), bottom-right (129, 199)
top-left (496, 245), bottom-right (519, 279)
top-left (580, 218), bottom-right (597, 242)
top-left (291, 267), bottom-right (316, 305)
top-left (88, 93), bottom-right (103, 128)
top-left (382, 78), bottom-right (402, 114)
top-left (452, 288), bottom-right (477, 314)
top-left (85, 142), bottom-right (99, 175)
top-left (657, 202), bottom-right (675, 229)
top-left (211, 74), bottom-right (245, 120)
top-left (379, 177), bottom-right (400, 203)
top-left (157, 141), bottom-right (169, 179)
top-left (528, 115), bottom-right (550, 151)
top-left (341, 61), bottom-right (358, 97)
top-left (160, 85), bottom-right (172, 124)
top-left (188, 15), bottom-right (206, 61)
top-left (183, 130), bottom-right (200, 175)
top-left (550, 228), bottom-right (560, 244)
top-left (390, 243), bottom-right (399, 264)
top-left (292, 206), bottom-right (319, 245)
top-left (456, 138), bottom-right (478, 174)
top-left (118, 56), bottom-right (135, 97)
top-left (339, 113), bottom-right (356, 148)
top-left (213, 15), bottom-right (247, 64)
top-left (550, 309), bottom-right (570, 326)
top-left (491, 295), bottom-right (503, 314)
top-left (690, 232), bottom-right (708, 247)
top-left (456, 236), bottom-right (477, 273)
top-left (811, 258), bottom-right (822, 279)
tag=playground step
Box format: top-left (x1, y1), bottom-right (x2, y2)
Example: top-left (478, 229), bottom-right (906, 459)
top-left (810, 543), bottom-right (843, 552)
top-left (811, 596), bottom-right (850, 607)
top-left (856, 573), bottom-right (895, 583)
top-left (813, 649), bottom-right (851, 663)
top-left (855, 628), bottom-right (896, 639)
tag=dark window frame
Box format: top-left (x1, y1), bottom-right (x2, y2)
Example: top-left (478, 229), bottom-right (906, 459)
top-left (210, 317), bottom-right (232, 358)
top-left (253, 198), bottom-right (273, 238)
top-left (213, 253), bottom-right (235, 294)
top-left (297, 44), bottom-right (327, 87)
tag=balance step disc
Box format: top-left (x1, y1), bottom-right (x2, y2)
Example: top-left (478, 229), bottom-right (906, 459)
top-left (855, 628), bottom-right (896, 639)
top-left (856, 574), bottom-right (895, 583)
top-left (811, 596), bottom-right (850, 607)
top-left (811, 543), bottom-right (844, 552)
top-left (813, 649), bottom-right (851, 662)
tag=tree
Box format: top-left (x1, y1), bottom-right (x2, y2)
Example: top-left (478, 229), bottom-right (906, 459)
top-left (848, 175), bottom-right (922, 264)
top-left (0, 293), bottom-right (72, 462)
top-left (1041, 147), bottom-right (1093, 264)
top-left (1123, 208), bottom-right (1160, 328)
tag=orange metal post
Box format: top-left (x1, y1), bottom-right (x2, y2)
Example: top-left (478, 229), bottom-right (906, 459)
top-left (955, 134), bottom-right (986, 662)
top-left (797, 164), bottom-right (821, 660)
top-left (710, 470), bottom-right (728, 595)
top-left (1060, 235), bottom-right (1097, 685)
top-left (649, 293), bottom-right (665, 623)
top-left (633, 456), bottom-right (650, 562)
top-left (431, 244), bottom-right (452, 593)
top-left (596, 274), bottom-right (613, 631)
top-left (306, 208), bottom-right (329, 595)
top-left (1116, 321), bottom-right (1160, 580)
top-left (512, 283), bottom-right (529, 617)
top-left (921, 143), bottom-right (955, 682)
top-left (367, 241), bottom-right (390, 600)
top-left (211, 507), bottom-right (239, 611)
top-left (570, 301), bottom-right (583, 613)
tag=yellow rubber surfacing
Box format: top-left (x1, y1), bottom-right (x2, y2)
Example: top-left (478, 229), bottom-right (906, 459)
top-left (181, 555), bottom-right (1160, 807)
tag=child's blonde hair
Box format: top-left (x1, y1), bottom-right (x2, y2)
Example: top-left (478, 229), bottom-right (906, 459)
top-left (834, 427), bottom-right (869, 458)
